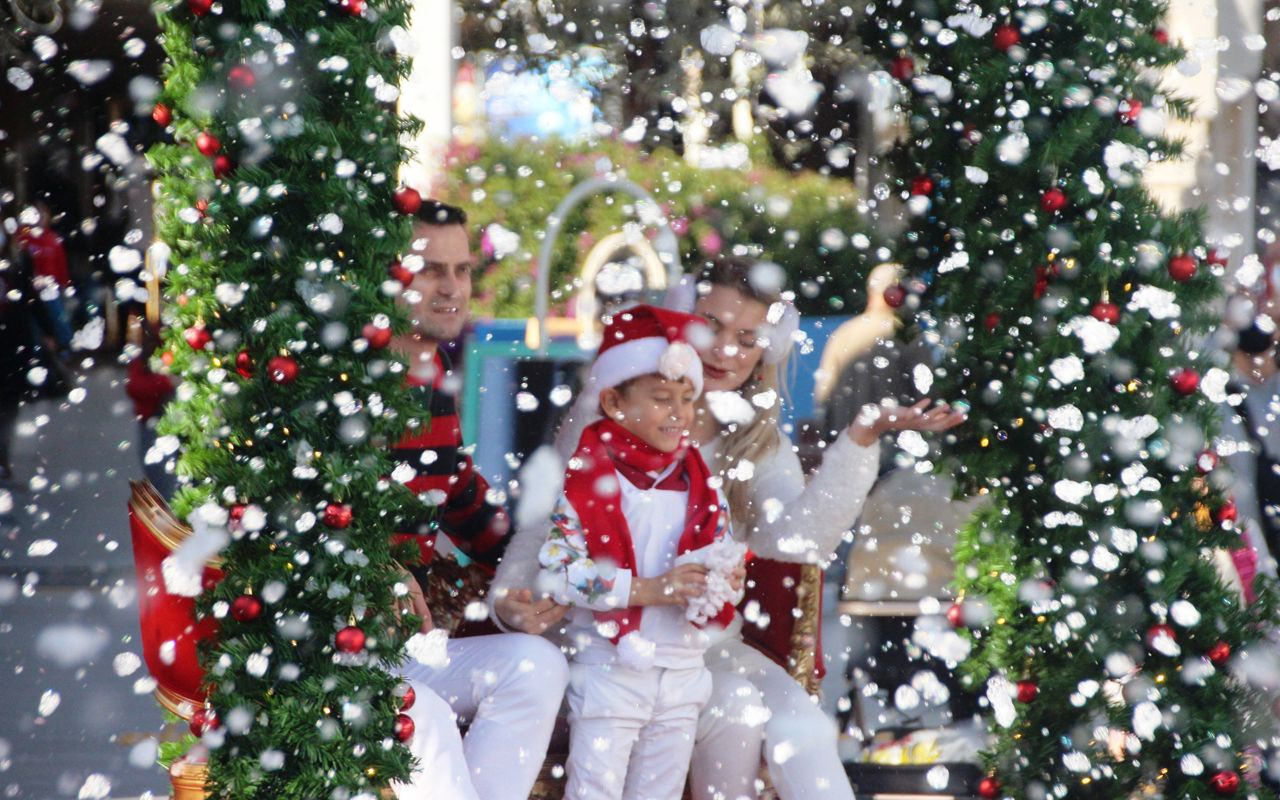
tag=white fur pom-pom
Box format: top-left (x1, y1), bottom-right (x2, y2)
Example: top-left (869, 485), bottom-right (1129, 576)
top-left (658, 341), bottom-right (698, 381)
top-left (616, 632), bottom-right (657, 670)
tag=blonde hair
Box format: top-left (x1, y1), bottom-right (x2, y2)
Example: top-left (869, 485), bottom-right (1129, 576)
top-left (696, 257), bottom-right (788, 531)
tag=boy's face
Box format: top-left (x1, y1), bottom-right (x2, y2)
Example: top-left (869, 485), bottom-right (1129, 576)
top-left (600, 374), bottom-right (697, 453)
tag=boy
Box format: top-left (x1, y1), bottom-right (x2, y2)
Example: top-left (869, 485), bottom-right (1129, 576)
top-left (538, 305), bottom-right (746, 799)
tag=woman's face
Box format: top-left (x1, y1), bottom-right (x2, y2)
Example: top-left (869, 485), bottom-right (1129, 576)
top-left (693, 285), bottom-right (769, 393)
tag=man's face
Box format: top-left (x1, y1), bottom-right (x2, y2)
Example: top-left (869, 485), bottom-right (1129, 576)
top-left (401, 221), bottom-right (473, 343)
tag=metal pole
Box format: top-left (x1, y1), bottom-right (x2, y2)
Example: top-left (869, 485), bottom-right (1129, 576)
top-left (531, 174), bottom-right (682, 353)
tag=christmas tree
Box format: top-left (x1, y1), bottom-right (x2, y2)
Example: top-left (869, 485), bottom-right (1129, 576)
top-left (146, 0), bottom-right (424, 794)
top-left (867, 2), bottom-right (1280, 798)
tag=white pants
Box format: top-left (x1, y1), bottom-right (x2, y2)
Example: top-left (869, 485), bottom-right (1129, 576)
top-left (566, 662), bottom-right (713, 800)
top-left (394, 633), bottom-right (569, 800)
top-left (692, 637), bottom-right (853, 800)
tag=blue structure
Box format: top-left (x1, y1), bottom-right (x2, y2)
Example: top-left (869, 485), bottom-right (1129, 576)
top-left (459, 315), bottom-right (850, 492)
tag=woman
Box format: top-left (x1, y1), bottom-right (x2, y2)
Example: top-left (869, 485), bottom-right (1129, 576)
top-left (493, 257), bottom-right (964, 800)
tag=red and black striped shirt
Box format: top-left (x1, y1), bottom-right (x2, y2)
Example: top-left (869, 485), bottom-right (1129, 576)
top-left (391, 350), bottom-right (511, 575)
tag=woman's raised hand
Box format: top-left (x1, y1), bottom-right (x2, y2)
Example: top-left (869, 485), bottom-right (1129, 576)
top-left (847, 398), bottom-right (967, 447)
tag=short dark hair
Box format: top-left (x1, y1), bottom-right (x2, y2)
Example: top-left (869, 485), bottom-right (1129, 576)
top-left (1237, 323), bottom-right (1274, 355)
top-left (415, 199), bottom-right (467, 227)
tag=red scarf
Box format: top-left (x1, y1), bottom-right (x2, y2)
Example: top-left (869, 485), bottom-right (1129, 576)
top-left (564, 418), bottom-right (734, 642)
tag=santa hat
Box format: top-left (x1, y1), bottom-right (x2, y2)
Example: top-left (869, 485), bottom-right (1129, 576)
top-left (588, 304), bottom-right (707, 398)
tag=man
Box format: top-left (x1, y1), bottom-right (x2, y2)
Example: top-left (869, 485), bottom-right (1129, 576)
top-left (392, 200), bottom-right (569, 800)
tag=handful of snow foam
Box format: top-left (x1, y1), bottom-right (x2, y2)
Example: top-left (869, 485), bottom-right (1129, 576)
top-left (679, 537), bottom-right (748, 626)
top-left (405, 629), bottom-right (449, 668)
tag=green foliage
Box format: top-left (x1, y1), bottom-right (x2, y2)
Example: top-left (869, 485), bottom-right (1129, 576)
top-left (867, 2), bottom-right (1280, 797)
top-left (148, 0), bottom-right (423, 795)
top-left (438, 137), bottom-right (879, 318)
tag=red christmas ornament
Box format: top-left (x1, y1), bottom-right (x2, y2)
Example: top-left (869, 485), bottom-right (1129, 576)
top-left (389, 260), bottom-right (414, 287)
top-left (195, 131), bottom-right (221, 156)
top-left (189, 707), bottom-right (218, 736)
top-left (1146, 623), bottom-right (1177, 649)
top-left (1215, 500), bottom-right (1239, 524)
top-left (334, 625), bottom-right (366, 653)
top-left (195, 198), bottom-right (210, 217)
top-left (1040, 188), bottom-right (1067, 213)
top-left (977, 776), bottom-right (1001, 799)
top-left (1168, 254), bottom-right (1198, 282)
top-left (152, 103), bottom-right (172, 127)
top-left (393, 186), bottom-right (422, 215)
top-left (883, 285), bottom-right (908, 309)
top-left (946, 602), bottom-right (965, 628)
top-left (984, 312), bottom-right (1001, 332)
top-left (1090, 302), bottom-right (1120, 324)
top-left (266, 355), bottom-right (299, 385)
top-left (1032, 266), bottom-right (1051, 300)
top-left (184, 325), bottom-right (212, 351)
top-left (1015, 679), bottom-right (1039, 703)
top-left (227, 64), bottom-right (256, 92)
top-left (393, 713), bottom-right (415, 742)
top-left (235, 350), bottom-right (253, 379)
top-left (889, 55), bottom-right (915, 82)
top-left (397, 684), bottom-right (416, 711)
top-left (229, 504), bottom-right (247, 522)
top-left (1197, 450), bottom-right (1220, 474)
top-left (1206, 249), bottom-right (1229, 267)
top-left (231, 595), bottom-right (263, 622)
top-left (323, 502), bottom-right (353, 529)
top-left (1170, 368), bottom-right (1200, 396)
top-left (1209, 770), bottom-right (1240, 795)
top-left (910, 176), bottom-right (934, 196)
top-left (342, 0), bottom-right (365, 14)
top-left (992, 24), bottom-right (1020, 52)
top-left (1208, 641), bottom-right (1232, 666)
top-left (363, 322), bottom-right (392, 349)
top-left (1118, 99), bottom-right (1143, 124)
top-left (1153, 28), bottom-right (1170, 45)
top-left (188, 0), bottom-right (212, 15)
top-left (213, 155), bottom-right (234, 179)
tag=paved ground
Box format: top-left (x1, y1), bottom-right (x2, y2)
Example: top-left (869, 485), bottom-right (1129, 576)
top-left (0, 364), bottom-right (170, 800)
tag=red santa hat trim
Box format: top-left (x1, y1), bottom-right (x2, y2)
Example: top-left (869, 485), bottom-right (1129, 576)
top-left (588, 304), bottom-right (707, 398)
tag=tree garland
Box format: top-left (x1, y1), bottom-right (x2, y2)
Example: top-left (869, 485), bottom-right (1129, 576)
top-left (148, 0), bottom-right (425, 794)
top-left (868, 1), bottom-right (1280, 797)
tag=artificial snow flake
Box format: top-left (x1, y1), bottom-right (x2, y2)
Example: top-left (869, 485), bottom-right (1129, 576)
top-left (937, 250), bottom-right (969, 273)
top-left (1200, 368), bottom-right (1230, 403)
top-left (1170, 599), bottom-right (1201, 627)
top-left (1181, 754), bottom-right (1205, 776)
top-left (1054, 479), bottom-right (1092, 505)
top-left (1133, 701), bottom-right (1162, 740)
top-left (1047, 405), bottom-right (1084, 432)
top-left (1063, 315), bottom-right (1120, 354)
top-left (1126, 285), bottom-right (1181, 320)
top-left (405, 629), bottom-right (449, 667)
top-left (706, 391), bottom-right (756, 425)
top-left (1063, 751), bottom-right (1091, 773)
top-left (485, 223), bottom-right (520, 259)
top-left (996, 132), bottom-right (1030, 165)
top-left (964, 166), bottom-right (989, 184)
top-left (945, 11), bottom-right (994, 36)
top-left (985, 676), bottom-right (1017, 728)
top-left (1049, 355), bottom-right (1085, 385)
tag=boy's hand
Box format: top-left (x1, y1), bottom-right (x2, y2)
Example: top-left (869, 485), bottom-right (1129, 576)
top-left (631, 563), bottom-right (709, 607)
top-left (728, 563), bottom-right (747, 593)
top-left (494, 588), bottom-right (570, 635)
